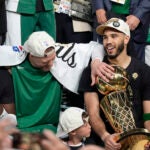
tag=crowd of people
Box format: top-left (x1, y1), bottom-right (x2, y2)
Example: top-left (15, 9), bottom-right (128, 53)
top-left (0, 0), bottom-right (150, 149)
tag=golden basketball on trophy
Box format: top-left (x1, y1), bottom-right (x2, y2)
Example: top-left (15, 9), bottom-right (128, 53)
top-left (96, 65), bottom-right (129, 95)
top-left (96, 65), bottom-right (150, 150)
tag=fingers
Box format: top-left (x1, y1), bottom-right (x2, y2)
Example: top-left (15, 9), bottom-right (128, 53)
top-left (105, 140), bottom-right (121, 150)
top-left (97, 68), bottom-right (113, 81)
top-left (113, 133), bottom-right (120, 142)
top-left (41, 140), bottom-right (53, 150)
top-left (41, 130), bottom-right (69, 150)
top-left (1, 118), bottom-right (19, 135)
top-left (42, 130), bottom-right (59, 144)
top-left (105, 134), bottom-right (121, 150)
top-left (41, 130), bottom-right (58, 150)
top-left (100, 63), bottom-right (114, 73)
top-left (91, 61), bottom-right (115, 85)
top-left (0, 118), bottom-right (16, 130)
top-left (96, 9), bottom-right (107, 24)
top-left (0, 118), bottom-right (19, 148)
top-left (91, 69), bottom-right (110, 85)
top-left (91, 74), bottom-right (96, 86)
top-left (126, 15), bottom-right (140, 31)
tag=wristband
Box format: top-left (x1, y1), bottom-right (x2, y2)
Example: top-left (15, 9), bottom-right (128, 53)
top-left (143, 113), bottom-right (150, 121)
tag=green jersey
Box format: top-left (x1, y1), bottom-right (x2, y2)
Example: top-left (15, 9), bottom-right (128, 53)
top-left (12, 59), bottom-right (62, 132)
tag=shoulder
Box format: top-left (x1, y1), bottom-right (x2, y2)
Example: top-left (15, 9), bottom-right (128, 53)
top-left (78, 65), bottom-right (93, 93)
top-left (80, 65), bottom-right (91, 81)
top-left (130, 57), bottom-right (150, 71)
top-left (89, 41), bottom-right (103, 48)
top-left (129, 57), bottom-right (150, 80)
top-left (0, 68), bottom-right (11, 80)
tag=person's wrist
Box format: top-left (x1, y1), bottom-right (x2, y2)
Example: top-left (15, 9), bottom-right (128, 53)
top-left (101, 132), bottom-right (110, 142)
top-left (91, 59), bottom-right (101, 66)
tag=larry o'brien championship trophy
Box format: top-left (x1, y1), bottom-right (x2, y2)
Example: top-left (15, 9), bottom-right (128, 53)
top-left (96, 65), bottom-right (150, 150)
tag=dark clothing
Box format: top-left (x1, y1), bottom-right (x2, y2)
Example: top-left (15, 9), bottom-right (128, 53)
top-left (62, 137), bottom-right (94, 150)
top-left (69, 143), bottom-right (83, 150)
top-left (92, 0), bottom-right (150, 61)
top-left (0, 68), bottom-right (14, 104)
top-left (0, 0), bottom-right (7, 44)
top-left (78, 57), bottom-right (150, 129)
top-left (92, 0), bottom-right (150, 35)
top-left (55, 13), bottom-right (92, 44)
top-left (36, 0), bottom-right (45, 12)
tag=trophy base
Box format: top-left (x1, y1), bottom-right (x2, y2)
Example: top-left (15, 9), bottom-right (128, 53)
top-left (117, 128), bottom-right (150, 150)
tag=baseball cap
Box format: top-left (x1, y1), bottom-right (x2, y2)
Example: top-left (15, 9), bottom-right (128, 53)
top-left (96, 18), bottom-right (130, 37)
top-left (23, 31), bottom-right (55, 57)
top-left (56, 107), bottom-right (86, 137)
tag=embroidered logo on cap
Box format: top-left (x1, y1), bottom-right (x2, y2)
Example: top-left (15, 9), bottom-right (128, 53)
top-left (113, 21), bottom-right (120, 27)
top-left (13, 46), bottom-right (23, 52)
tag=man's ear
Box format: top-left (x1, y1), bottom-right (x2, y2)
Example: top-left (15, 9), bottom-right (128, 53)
top-left (124, 35), bottom-right (130, 45)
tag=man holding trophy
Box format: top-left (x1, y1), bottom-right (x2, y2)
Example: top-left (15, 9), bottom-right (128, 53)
top-left (78, 18), bottom-right (150, 150)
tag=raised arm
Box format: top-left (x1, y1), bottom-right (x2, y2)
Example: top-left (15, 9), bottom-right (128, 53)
top-left (90, 43), bottom-right (114, 86)
top-left (90, 60), bottom-right (114, 86)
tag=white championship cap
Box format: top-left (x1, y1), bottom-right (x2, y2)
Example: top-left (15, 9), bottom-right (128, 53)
top-left (0, 45), bottom-right (27, 66)
top-left (56, 107), bottom-right (85, 137)
top-left (96, 18), bottom-right (130, 37)
top-left (23, 31), bottom-right (55, 57)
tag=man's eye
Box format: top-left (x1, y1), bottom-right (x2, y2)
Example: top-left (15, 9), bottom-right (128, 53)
top-left (103, 36), bottom-right (107, 40)
top-left (111, 34), bottom-right (117, 38)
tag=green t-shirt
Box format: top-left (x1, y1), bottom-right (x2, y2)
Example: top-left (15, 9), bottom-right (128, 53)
top-left (12, 59), bottom-right (62, 133)
top-left (112, 0), bottom-right (130, 14)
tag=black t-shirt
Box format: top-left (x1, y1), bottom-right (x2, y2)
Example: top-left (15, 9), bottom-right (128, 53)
top-left (78, 57), bottom-right (150, 130)
top-left (0, 68), bottom-right (14, 104)
top-left (36, 0), bottom-right (45, 12)
top-left (0, 0), bottom-right (6, 34)
top-left (0, 0), bottom-right (7, 44)
top-left (69, 143), bottom-right (83, 150)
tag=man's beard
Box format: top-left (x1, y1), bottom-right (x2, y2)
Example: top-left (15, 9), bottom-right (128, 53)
top-left (105, 42), bottom-right (124, 59)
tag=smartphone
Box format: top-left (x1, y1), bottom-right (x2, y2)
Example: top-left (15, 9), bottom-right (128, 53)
top-left (11, 132), bottom-right (46, 150)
